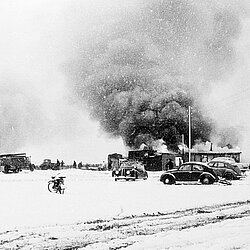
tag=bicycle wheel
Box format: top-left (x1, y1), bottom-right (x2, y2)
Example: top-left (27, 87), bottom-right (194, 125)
top-left (48, 181), bottom-right (56, 193)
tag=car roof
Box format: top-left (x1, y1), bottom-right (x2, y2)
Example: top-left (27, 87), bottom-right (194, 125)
top-left (209, 159), bottom-right (234, 164)
top-left (181, 162), bottom-right (209, 167)
top-left (210, 157), bottom-right (235, 162)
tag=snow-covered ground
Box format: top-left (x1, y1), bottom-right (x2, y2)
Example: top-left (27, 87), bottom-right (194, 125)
top-left (0, 169), bottom-right (250, 249)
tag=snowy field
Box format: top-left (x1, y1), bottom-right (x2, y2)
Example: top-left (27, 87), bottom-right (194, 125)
top-left (0, 169), bottom-right (250, 249)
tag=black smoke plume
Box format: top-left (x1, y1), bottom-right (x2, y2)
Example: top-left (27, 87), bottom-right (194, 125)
top-left (68, 0), bottom-right (243, 151)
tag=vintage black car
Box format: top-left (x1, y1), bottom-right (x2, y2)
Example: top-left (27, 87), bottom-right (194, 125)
top-left (112, 160), bottom-right (148, 181)
top-left (207, 158), bottom-right (243, 180)
top-left (160, 162), bottom-right (218, 185)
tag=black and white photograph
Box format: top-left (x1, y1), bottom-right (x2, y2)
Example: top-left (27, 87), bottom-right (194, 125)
top-left (1, 0), bottom-right (250, 249)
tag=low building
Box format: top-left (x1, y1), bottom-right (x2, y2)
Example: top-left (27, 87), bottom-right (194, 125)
top-left (183, 151), bottom-right (242, 163)
top-left (128, 150), bottom-right (182, 171)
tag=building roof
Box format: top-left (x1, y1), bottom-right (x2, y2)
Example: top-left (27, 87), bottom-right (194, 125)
top-left (191, 151), bottom-right (241, 155)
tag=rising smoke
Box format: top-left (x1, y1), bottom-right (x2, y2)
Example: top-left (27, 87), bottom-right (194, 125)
top-left (68, 0), bottom-right (246, 151)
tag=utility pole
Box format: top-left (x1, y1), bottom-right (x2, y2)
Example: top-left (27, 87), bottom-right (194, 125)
top-left (188, 106), bottom-right (191, 162)
top-left (181, 134), bottom-right (185, 159)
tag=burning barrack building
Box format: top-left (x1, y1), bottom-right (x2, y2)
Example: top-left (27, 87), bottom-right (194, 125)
top-left (108, 141), bottom-right (242, 171)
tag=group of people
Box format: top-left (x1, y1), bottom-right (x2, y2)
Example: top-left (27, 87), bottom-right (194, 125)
top-left (55, 159), bottom-right (83, 168)
top-left (56, 159), bottom-right (64, 168)
top-left (73, 161), bottom-right (83, 168)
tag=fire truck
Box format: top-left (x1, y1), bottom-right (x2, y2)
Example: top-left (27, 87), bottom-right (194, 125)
top-left (0, 153), bottom-right (33, 173)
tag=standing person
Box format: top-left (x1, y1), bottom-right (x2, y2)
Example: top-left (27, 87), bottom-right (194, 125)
top-left (55, 159), bottom-right (60, 170)
top-left (78, 161), bottom-right (83, 169)
top-left (165, 159), bottom-right (174, 170)
top-left (101, 161), bottom-right (106, 170)
top-left (73, 161), bottom-right (77, 168)
top-left (61, 160), bottom-right (64, 168)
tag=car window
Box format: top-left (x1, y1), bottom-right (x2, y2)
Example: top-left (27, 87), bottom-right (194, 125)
top-left (217, 162), bottom-right (225, 168)
top-left (209, 162), bottom-right (220, 168)
top-left (179, 164), bottom-right (192, 171)
top-left (193, 164), bottom-right (204, 171)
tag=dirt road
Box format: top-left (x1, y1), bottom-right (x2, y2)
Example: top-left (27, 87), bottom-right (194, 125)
top-left (1, 200), bottom-right (250, 250)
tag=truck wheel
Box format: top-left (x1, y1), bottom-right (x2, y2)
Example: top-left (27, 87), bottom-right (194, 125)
top-left (4, 165), bottom-right (9, 173)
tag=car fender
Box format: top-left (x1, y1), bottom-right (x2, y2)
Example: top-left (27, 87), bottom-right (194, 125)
top-left (199, 172), bottom-right (216, 181)
top-left (224, 169), bottom-right (235, 175)
top-left (160, 173), bottom-right (176, 182)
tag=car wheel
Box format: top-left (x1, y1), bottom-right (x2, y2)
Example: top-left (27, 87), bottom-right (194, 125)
top-left (200, 176), bottom-right (213, 185)
top-left (224, 172), bottom-right (234, 180)
top-left (163, 176), bottom-right (175, 185)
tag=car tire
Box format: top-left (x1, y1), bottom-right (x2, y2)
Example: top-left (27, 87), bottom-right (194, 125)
top-left (200, 176), bottom-right (213, 185)
top-left (224, 172), bottom-right (234, 180)
top-left (163, 176), bottom-right (175, 185)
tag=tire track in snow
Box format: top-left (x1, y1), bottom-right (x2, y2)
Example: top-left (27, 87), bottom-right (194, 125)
top-left (0, 200), bottom-right (250, 249)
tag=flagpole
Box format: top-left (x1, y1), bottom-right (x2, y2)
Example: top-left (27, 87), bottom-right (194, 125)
top-left (188, 106), bottom-right (191, 162)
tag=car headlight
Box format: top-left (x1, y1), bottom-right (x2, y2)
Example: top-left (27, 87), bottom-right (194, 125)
top-left (126, 170), bottom-right (130, 175)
